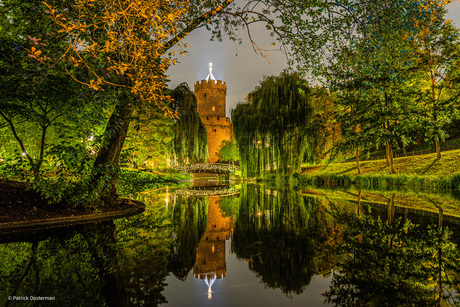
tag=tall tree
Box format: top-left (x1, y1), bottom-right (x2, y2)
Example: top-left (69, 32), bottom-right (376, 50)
top-left (413, 5), bottom-right (460, 159)
top-left (39, 0), bottom-right (285, 200)
top-left (0, 1), bottom-right (102, 181)
top-left (170, 83), bottom-right (208, 165)
top-left (232, 71), bottom-right (315, 177)
top-left (284, 0), bottom-right (454, 173)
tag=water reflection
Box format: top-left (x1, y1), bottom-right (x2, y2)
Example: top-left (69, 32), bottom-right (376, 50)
top-left (232, 186), bottom-right (337, 295)
top-left (167, 193), bottom-right (208, 280)
top-left (193, 196), bottom-right (232, 299)
top-left (1, 184), bottom-right (460, 306)
top-left (0, 223), bottom-right (126, 306)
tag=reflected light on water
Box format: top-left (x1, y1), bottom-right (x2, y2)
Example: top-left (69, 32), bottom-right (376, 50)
top-left (204, 273), bottom-right (217, 300)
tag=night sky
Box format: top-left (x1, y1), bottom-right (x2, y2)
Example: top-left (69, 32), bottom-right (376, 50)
top-left (168, 2), bottom-right (460, 117)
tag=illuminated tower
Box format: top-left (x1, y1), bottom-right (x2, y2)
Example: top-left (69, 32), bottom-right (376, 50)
top-left (194, 63), bottom-right (232, 163)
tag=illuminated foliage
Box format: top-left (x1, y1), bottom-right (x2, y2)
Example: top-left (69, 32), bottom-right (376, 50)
top-left (42, 0), bottom-right (190, 114)
top-left (170, 83), bottom-right (208, 165)
top-left (0, 1), bottom-right (105, 181)
top-left (217, 138), bottom-right (239, 163)
top-left (412, 2), bottom-right (460, 159)
top-left (233, 71), bottom-right (329, 177)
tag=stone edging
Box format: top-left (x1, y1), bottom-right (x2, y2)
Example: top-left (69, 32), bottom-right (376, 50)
top-left (0, 199), bottom-right (145, 237)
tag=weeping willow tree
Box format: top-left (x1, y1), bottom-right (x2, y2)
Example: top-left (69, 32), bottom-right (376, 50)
top-left (232, 71), bottom-right (316, 177)
top-left (170, 83), bottom-right (208, 165)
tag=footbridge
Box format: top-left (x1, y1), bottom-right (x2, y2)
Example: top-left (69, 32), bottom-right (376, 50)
top-left (173, 163), bottom-right (239, 173)
top-left (175, 187), bottom-right (239, 197)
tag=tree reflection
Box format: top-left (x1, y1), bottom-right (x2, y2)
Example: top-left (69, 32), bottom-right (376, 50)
top-left (232, 185), bottom-right (338, 295)
top-left (0, 223), bottom-right (125, 306)
top-left (116, 192), bottom-right (174, 306)
top-left (167, 194), bottom-right (208, 280)
top-left (325, 203), bottom-right (460, 306)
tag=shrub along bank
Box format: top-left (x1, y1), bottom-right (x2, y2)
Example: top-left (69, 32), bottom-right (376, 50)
top-left (117, 168), bottom-right (190, 195)
top-left (292, 149), bottom-right (460, 192)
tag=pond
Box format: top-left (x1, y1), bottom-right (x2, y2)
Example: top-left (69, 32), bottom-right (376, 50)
top-left (1, 181), bottom-right (460, 306)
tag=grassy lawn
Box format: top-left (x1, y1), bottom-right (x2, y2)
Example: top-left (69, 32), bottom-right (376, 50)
top-left (302, 149), bottom-right (460, 177)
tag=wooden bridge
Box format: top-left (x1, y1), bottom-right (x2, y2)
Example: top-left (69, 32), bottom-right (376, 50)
top-left (173, 163), bottom-right (240, 173)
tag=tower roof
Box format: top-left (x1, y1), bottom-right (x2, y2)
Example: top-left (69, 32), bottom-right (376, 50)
top-left (205, 62), bottom-right (216, 83)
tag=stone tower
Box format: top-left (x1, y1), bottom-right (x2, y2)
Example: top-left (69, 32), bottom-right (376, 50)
top-left (194, 63), bottom-right (232, 163)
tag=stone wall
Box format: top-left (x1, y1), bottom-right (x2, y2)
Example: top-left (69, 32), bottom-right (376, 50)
top-left (194, 80), bottom-right (227, 118)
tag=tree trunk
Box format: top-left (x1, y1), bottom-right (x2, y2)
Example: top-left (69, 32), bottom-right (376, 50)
top-left (387, 140), bottom-right (395, 173)
top-left (356, 148), bottom-right (361, 174)
top-left (388, 194), bottom-right (395, 277)
top-left (435, 136), bottom-right (441, 159)
top-left (403, 144), bottom-right (407, 156)
top-left (92, 93), bottom-right (134, 200)
top-left (387, 194), bottom-right (395, 227)
top-left (385, 142), bottom-right (390, 166)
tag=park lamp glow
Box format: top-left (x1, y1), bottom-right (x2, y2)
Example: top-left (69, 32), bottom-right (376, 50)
top-left (0, 158), bottom-right (3, 163)
top-left (22, 152), bottom-right (26, 156)
top-left (89, 135), bottom-right (94, 141)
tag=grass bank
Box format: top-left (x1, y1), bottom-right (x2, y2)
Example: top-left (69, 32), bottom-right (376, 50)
top-left (301, 187), bottom-right (460, 219)
top-left (297, 149), bottom-right (460, 192)
top-left (117, 168), bottom-right (190, 195)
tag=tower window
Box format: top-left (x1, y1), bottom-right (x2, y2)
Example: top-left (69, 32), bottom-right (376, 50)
top-left (217, 116), bottom-right (220, 120)
top-left (204, 93), bottom-right (207, 97)
top-left (206, 117), bottom-right (209, 120)
top-left (212, 128), bottom-right (217, 133)
top-left (212, 106), bottom-right (216, 111)
top-left (198, 107), bottom-right (200, 112)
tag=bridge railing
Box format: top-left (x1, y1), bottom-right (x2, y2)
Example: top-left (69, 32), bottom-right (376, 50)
top-left (173, 163), bottom-right (240, 173)
top-left (175, 188), bottom-right (239, 197)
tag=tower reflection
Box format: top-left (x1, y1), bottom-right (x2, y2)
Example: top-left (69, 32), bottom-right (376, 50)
top-left (193, 196), bottom-right (233, 299)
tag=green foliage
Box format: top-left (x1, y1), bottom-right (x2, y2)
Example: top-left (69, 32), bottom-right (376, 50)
top-left (232, 71), bottom-right (319, 177)
top-left (170, 83), bottom-right (208, 165)
top-left (298, 172), bottom-right (460, 194)
top-left (218, 138), bottom-right (239, 163)
top-left (326, 204), bottom-right (460, 306)
top-left (116, 168), bottom-right (189, 195)
top-left (167, 195), bottom-right (208, 280)
top-left (116, 193), bottom-right (173, 305)
top-left (0, 225), bottom-right (120, 306)
top-left (117, 169), bottom-right (166, 196)
top-left (269, 0), bottom-right (460, 172)
top-left (121, 108), bottom-right (174, 169)
top-left (232, 185), bottom-right (335, 295)
top-left (33, 164), bottom-right (120, 207)
top-left (218, 195), bottom-right (240, 218)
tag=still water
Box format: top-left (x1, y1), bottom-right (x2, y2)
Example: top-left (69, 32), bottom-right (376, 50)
top-left (1, 182), bottom-right (460, 306)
